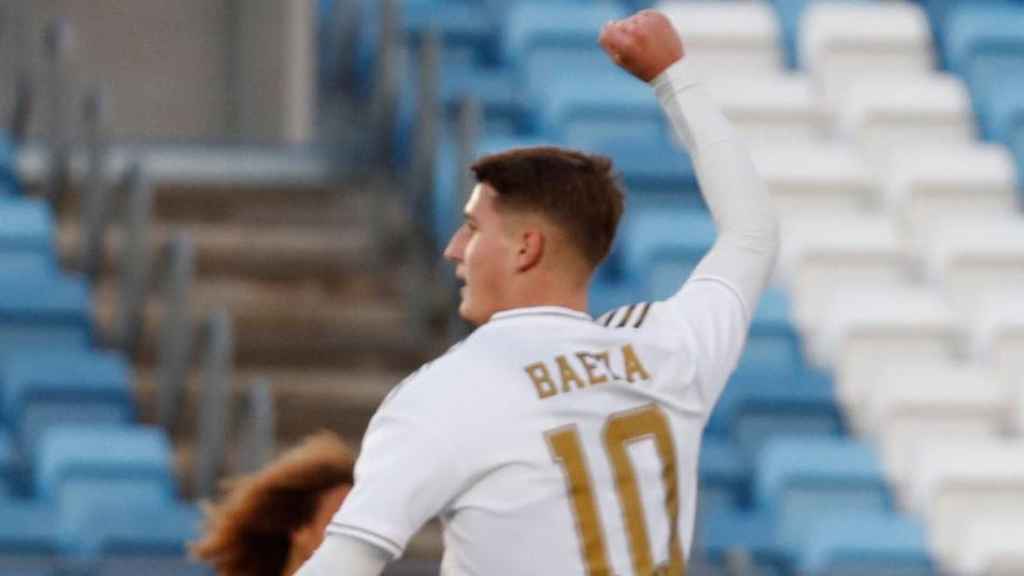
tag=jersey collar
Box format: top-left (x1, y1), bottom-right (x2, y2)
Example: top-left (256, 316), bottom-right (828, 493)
top-left (489, 306), bottom-right (593, 324)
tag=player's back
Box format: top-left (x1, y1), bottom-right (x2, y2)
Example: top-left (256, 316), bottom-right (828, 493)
top-left (425, 297), bottom-right (742, 576)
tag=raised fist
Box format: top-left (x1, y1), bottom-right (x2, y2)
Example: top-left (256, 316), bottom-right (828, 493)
top-left (599, 10), bottom-right (684, 83)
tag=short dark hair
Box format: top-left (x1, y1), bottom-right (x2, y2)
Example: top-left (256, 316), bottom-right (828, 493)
top-left (470, 146), bottom-right (625, 268)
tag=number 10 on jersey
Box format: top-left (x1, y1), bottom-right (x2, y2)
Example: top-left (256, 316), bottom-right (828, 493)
top-left (546, 404), bottom-right (686, 576)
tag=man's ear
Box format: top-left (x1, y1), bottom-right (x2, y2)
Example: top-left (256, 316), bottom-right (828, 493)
top-left (516, 228), bottom-right (545, 273)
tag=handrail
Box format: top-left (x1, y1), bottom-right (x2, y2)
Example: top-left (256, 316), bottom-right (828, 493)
top-left (235, 376), bottom-right (275, 475)
top-left (43, 17), bottom-right (75, 211)
top-left (156, 231), bottom-right (196, 433)
top-left (80, 87), bottom-right (112, 282)
top-left (194, 308), bottom-right (234, 500)
top-left (111, 163), bottom-right (153, 358)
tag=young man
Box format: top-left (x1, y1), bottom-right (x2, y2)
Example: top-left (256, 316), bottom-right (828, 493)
top-left (298, 9), bottom-right (778, 576)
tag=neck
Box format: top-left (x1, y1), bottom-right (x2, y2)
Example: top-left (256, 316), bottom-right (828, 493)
top-left (503, 277), bottom-right (590, 316)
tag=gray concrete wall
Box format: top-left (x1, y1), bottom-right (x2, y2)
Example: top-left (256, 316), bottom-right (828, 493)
top-left (1, 0), bottom-right (314, 143)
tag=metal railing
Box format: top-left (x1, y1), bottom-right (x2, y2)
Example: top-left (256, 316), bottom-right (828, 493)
top-left (194, 309), bottom-right (234, 500)
top-left (155, 232), bottom-right (196, 433)
top-left (235, 376), bottom-right (276, 475)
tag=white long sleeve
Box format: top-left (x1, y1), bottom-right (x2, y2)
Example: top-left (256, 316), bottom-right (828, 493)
top-left (294, 533), bottom-right (391, 576)
top-left (651, 58), bottom-right (780, 318)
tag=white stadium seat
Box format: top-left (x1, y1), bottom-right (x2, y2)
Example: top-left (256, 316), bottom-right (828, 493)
top-left (917, 217), bottom-right (1024, 317)
top-left (775, 216), bottom-right (916, 336)
top-left (837, 74), bottom-right (975, 166)
top-left (659, 0), bottom-right (784, 77)
top-left (706, 74), bottom-right (826, 147)
top-left (861, 363), bottom-right (1006, 495)
top-left (750, 144), bottom-right (876, 216)
top-left (950, 515), bottom-right (1024, 576)
top-left (907, 440), bottom-right (1024, 565)
top-left (967, 297), bottom-right (1024, 430)
top-left (815, 286), bottom-right (961, 389)
top-left (882, 144), bottom-right (1019, 230)
top-left (801, 2), bottom-right (934, 113)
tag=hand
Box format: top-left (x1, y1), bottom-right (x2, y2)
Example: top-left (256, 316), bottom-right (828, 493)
top-left (599, 10), bottom-right (684, 83)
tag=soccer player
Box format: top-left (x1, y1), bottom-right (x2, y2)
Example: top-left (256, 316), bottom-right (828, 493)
top-left (192, 431), bottom-right (355, 576)
top-left (298, 8), bottom-right (779, 576)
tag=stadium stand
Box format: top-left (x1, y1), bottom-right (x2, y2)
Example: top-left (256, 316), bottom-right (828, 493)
top-left (2, 0), bottom-right (1022, 573)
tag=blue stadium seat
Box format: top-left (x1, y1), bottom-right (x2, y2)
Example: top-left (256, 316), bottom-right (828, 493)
top-left (440, 63), bottom-right (529, 137)
top-left (699, 438), bottom-right (750, 513)
top-left (0, 136), bottom-right (16, 195)
top-left (799, 512), bottom-right (935, 576)
top-left (1, 350), bottom-right (135, 452)
top-left (618, 206), bottom-right (716, 300)
top-left (502, 2), bottom-right (627, 95)
top-left (587, 275), bottom-right (637, 319)
top-left (76, 501), bottom-right (201, 557)
top-left (745, 288), bottom-right (802, 372)
top-left (401, 1), bottom-right (497, 66)
top-left (0, 500), bottom-right (62, 557)
top-left (543, 71), bottom-right (663, 144)
top-left (36, 425), bottom-right (176, 505)
top-left (0, 197), bottom-right (57, 278)
top-left (0, 272), bottom-right (92, 356)
top-left (944, 2), bottom-right (1024, 78)
top-left (770, 0), bottom-right (811, 69)
top-left (756, 437), bottom-right (890, 548)
top-left (698, 508), bottom-right (792, 576)
top-left (581, 137), bottom-right (698, 204)
top-left (0, 434), bottom-right (15, 499)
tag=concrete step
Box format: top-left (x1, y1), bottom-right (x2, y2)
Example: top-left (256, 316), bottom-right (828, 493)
top-left (58, 220), bottom-right (380, 284)
top-left (92, 277), bottom-right (443, 369)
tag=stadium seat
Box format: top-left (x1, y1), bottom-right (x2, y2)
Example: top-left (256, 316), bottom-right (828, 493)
top-left (967, 295), bottom-right (1024, 400)
top-left (617, 206), bottom-right (716, 300)
top-left (0, 434), bottom-right (15, 499)
top-left (836, 74), bottom-right (976, 166)
top-left (0, 197), bottom-right (57, 278)
top-left (949, 515), bottom-right (1024, 576)
top-left (699, 438), bottom-right (750, 513)
top-left (0, 136), bottom-right (16, 195)
top-left (698, 508), bottom-right (791, 576)
top-left (502, 2), bottom-right (626, 95)
top-left (744, 288), bottom-right (803, 372)
top-left (776, 216), bottom-right (914, 337)
top-left (706, 74), bottom-right (825, 147)
top-left (36, 425), bottom-right (176, 506)
top-left (0, 501), bottom-right (62, 574)
top-left (907, 439), bottom-right (1024, 558)
top-left (724, 370), bottom-right (842, 461)
top-left (76, 500), bottom-right (201, 557)
top-left (801, 2), bottom-right (934, 112)
top-left (798, 511), bottom-right (934, 576)
top-left (944, 2), bottom-right (1024, 80)
top-left (0, 272), bottom-right (92, 356)
top-left (658, 1), bottom-right (785, 77)
top-left (1, 350), bottom-right (135, 452)
top-left (861, 363), bottom-right (1004, 493)
top-left (577, 136), bottom-right (699, 204)
top-left (439, 63), bottom-right (529, 136)
top-left (587, 275), bottom-right (637, 320)
top-left (756, 437), bottom-right (890, 548)
top-left (749, 144), bottom-right (874, 217)
top-left (400, 1), bottom-right (497, 66)
top-left (917, 217), bottom-right (1024, 316)
top-left (819, 287), bottom-right (961, 400)
top-left (544, 71), bottom-right (664, 145)
top-left (881, 144), bottom-right (1019, 230)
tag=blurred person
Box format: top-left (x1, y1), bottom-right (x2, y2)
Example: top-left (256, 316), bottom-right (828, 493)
top-left (192, 431), bottom-right (355, 576)
top-left (299, 8), bottom-right (778, 576)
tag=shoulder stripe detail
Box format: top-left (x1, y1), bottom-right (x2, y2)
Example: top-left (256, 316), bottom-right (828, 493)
top-left (616, 303), bottom-right (638, 328)
top-left (633, 302), bottom-right (652, 328)
top-left (600, 310), bottom-right (616, 327)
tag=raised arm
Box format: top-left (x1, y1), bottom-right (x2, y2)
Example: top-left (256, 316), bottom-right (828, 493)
top-left (599, 10), bottom-right (779, 319)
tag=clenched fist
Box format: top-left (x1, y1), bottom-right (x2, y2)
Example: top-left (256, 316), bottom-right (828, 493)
top-left (599, 10), bottom-right (684, 83)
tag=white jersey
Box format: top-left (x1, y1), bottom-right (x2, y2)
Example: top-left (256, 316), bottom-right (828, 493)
top-left (326, 57), bottom-right (778, 576)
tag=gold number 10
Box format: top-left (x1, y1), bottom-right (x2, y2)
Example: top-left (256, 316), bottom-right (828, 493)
top-left (546, 404), bottom-right (686, 576)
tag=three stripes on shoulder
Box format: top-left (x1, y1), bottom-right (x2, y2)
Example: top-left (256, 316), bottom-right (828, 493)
top-left (596, 302), bottom-right (653, 329)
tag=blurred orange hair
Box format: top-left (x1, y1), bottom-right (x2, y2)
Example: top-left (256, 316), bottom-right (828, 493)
top-left (191, 431), bottom-right (355, 576)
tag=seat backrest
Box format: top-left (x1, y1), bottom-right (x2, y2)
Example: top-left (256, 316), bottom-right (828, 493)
top-left (0, 198), bottom-right (56, 278)
top-left (799, 512), bottom-right (933, 576)
top-left (35, 425), bottom-right (175, 503)
top-left (0, 273), bottom-right (92, 355)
